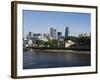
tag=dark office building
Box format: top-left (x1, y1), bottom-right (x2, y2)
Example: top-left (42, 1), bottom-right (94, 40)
top-left (65, 26), bottom-right (69, 39)
top-left (58, 32), bottom-right (62, 40)
top-left (29, 32), bottom-right (32, 39)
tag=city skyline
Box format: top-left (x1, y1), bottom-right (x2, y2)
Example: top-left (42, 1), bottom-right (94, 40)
top-left (23, 10), bottom-right (91, 37)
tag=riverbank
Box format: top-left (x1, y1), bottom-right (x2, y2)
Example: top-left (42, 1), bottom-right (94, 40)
top-left (26, 47), bottom-right (90, 51)
top-left (33, 49), bottom-right (90, 54)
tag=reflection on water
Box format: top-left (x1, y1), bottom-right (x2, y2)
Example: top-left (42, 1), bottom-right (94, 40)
top-left (23, 50), bottom-right (90, 69)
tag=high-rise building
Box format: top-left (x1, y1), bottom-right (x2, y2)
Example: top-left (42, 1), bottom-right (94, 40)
top-left (58, 32), bottom-right (62, 40)
top-left (26, 34), bottom-right (29, 39)
top-left (50, 28), bottom-right (57, 40)
top-left (54, 29), bottom-right (57, 39)
top-left (65, 26), bottom-right (69, 39)
top-left (50, 28), bottom-right (54, 38)
top-left (29, 32), bottom-right (32, 39)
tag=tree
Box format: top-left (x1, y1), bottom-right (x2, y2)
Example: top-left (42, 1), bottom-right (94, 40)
top-left (77, 36), bottom-right (90, 46)
top-left (36, 40), bottom-right (44, 47)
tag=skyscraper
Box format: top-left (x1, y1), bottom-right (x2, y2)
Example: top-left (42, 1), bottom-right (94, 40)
top-left (50, 28), bottom-right (57, 40)
top-left (50, 28), bottom-right (54, 38)
top-left (54, 29), bottom-right (57, 39)
top-left (26, 34), bottom-right (29, 39)
top-left (29, 32), bottom-right (32, 39)
top-left (58, 32), bottom-right (62, 40)
top-left (65, 26), bottom-right (69, 39)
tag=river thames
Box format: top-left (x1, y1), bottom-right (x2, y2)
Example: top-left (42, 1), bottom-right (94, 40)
top-left (23, 50), bottom-right (90, 69)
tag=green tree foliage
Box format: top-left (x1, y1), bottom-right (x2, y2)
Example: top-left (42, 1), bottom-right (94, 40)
top-left (36, 40), bottom-right (44, 46)
top-left (78, 36), bottom-right (90, 46)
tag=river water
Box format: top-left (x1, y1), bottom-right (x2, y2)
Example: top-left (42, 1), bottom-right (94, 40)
top-left (23, 50), bottom-right (90, 69)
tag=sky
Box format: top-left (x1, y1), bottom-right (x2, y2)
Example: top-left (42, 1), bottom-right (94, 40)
top-left (23, 10), bottom-right (91, 37)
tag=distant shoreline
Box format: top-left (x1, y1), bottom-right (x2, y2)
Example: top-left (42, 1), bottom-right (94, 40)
top-left (24, 47), bottom-right (90, 52)
top-left (26, 47), bottom-right (90, 51)
top-left (33, 49), bottom-right (90, 54)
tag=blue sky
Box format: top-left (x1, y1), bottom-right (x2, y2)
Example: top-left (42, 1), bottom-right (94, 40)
top-left (23, 10), bottom-right (91, 37)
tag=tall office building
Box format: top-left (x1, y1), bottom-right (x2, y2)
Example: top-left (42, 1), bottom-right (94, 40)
top-left (26, 34), bottom-right (29, 39)
top-left (54, 29), bottom-right (57, 39)
top-left (65, 26), bottom-right (69, 39)
top-left (58, 32), bottom-right (62, 40)
top-left (29, 32), bottom-right (32, 39)
top-left (50, 28), bottom-right (57, 40)
top-left (50, 28), bottom-right (54, 38)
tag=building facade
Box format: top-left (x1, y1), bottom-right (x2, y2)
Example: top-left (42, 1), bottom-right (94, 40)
top-left (58, 32), bottom-right (62, 40)
top-left (65, 26), bottom-right (69, 40)
top-left (50, 28), bottom-right (57, 40)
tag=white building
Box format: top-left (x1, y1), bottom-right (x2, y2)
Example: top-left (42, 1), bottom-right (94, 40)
top-left (65, 40), bottom-right (75, 48)
top-left (28, 39), bottom-right (33, 47)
